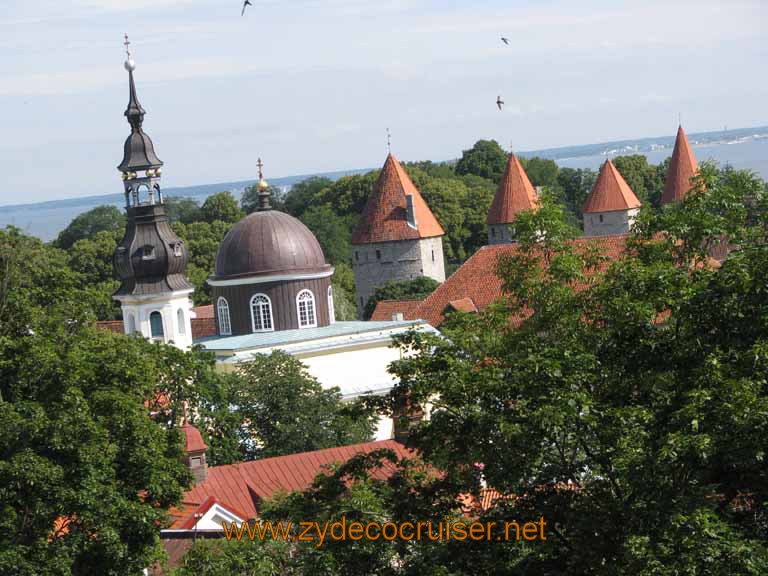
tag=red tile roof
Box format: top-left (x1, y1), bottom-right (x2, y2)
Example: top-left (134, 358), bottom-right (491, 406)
top-left (582, 160), bottom-right (641, 214)
top-left (487, 154), bottom-right (538, 225)
top-left (370, 299), bottom-right (424, 321)
top-left (352, 154), bottom-right (444, 244)
top-left (181, 423), bottom-right (207, 453)
top-left (395, 236), bottom-right (628, 328)
top-left (170, 440), bottom-right (413, 528)
top-left (448, 297), bottom-right (478, 313)
top-left (662, 125), bottom-right (699, 205)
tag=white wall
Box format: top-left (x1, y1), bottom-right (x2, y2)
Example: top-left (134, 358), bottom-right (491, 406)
top-left (118, 290), bottom-right (195, 350)
top-left (583, 208), bottom-right (639, 237)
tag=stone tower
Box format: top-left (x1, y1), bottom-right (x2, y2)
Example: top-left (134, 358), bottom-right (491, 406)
top-left (582, 160), bottom-right (642, 237)
top-left (351, 154), bottom-right (445, 317)
top-left (113, 41), bottom-right (195, 349)
top-left (661, 125), bottom-right (699, 205)
top-left (487, 153), bottom-right (539, 244)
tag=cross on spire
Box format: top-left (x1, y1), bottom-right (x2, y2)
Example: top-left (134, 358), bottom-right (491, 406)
top-left (124, 33), bottom-right (131, 59)
top-left (387, 128), bottom-right (391, 154)
top-left (257, 157), bottom-right (264, 180)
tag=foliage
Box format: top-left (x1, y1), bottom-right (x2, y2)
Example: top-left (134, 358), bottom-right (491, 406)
top-left (200, 191), bottom-right (244, 225)
top-left (455, 139), bottom-right (508, 182)
top-left (300, 205), bottom-right (354, 265)
top-left (66, 230), bottom-right (122, 320)
top-left (282, 177), bottom-right (334, 218)
top-left (0, 227), bottom-right (192, 575)
top-left (241, 184), bottom-right (284, 214)
top-left (612, 154), bottom-right (667, 208)
top-left (170, 538), bottom-right (292, 576)
top-left (164, 197), bottom-right (202, 224)
top-left (173, 220), bottom-right (232, 305)
top-left (200, 351), bottom-right (376, 461)
top-left (363, 277), bottom-right (440, 320)
top-left (519, 156), bottom-right (560, 188)
top-left (331, 263), bottom-right (358, 321)
top-left (54, 205), bottom-right (125, 250)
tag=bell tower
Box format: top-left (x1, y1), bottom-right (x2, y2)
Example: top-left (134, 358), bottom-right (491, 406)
top-left (113, 36), bottom-right (195, 349)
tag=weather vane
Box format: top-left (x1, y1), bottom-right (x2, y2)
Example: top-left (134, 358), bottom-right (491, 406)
top-left (257, 157), bottom-right (264, 180)
top-left (387, 128), bottom-right (391, 154)
top-left (123, 34), bottom-right (131, 59)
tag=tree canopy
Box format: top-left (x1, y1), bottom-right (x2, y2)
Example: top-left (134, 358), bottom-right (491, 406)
top-left (54, 205), bottom-right (125, 250)
top-left (363, 276), bottom-right (441, 320)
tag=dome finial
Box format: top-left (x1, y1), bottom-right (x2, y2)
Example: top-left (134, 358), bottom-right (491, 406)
top-left (123, 33), bottom-right (136, 71)
top-left (256, 157), bottom-right (272, 211)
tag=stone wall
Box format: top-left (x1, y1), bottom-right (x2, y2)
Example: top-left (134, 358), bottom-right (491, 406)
top-left (583, 208), bottom-right (639, 237)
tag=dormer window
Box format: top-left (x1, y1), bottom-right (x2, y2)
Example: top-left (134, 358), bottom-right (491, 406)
top-left (173, 242), bottom-right (183, 257)
top-left (141, 245), bottom-right (155, 260)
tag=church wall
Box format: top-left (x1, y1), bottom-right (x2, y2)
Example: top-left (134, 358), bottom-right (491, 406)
top-left (211, 276), bottom-right (332, 336)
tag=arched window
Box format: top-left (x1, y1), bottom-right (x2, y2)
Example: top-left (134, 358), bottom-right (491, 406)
top-left (126, 314), bottom-right (136, 334)
top-left (177, 308), bottom-right (186, 335)
top-left (217, 297), bottom-right (232, 336)
top-left (250, 294), bottom-right (274, 332)
top-left (149, 311), bottom-right (164, 341)
top-left (296, 289), bottom-right (317, 329)
top-left (327, 286), bottom-right (335, 324)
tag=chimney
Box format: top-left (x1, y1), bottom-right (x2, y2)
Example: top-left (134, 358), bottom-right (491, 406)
top-left (181, 423), bottom-right (208, 484)
top-left (405, 195), bottom-right (418, 229)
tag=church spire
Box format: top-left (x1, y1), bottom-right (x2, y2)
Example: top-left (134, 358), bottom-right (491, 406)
top-left (487, 153), bottom-right (538, 244)
top-left (117, 35), bottom-right (163, 176)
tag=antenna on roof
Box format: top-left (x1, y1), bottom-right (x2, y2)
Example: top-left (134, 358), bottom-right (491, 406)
top-left (678, 111), bottom-right (682, 126)
top-left (386, 128), bottom-right (391, 154)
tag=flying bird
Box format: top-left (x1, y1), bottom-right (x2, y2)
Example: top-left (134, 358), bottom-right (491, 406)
top-left (496, 96), bottom-right (504, 111)
top-left (241, 0), bottom-right (252, 16)
top-left (501, 37), bottom-right (510, 45)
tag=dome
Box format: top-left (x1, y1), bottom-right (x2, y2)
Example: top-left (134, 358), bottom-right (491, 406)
top-left (214, 210), bottom-right (331, 280)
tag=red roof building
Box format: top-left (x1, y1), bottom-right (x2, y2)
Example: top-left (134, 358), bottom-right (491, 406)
top-left (371, 236), bottom-right (629, 327)
top-left (582, 160), bottom-right (642, 237)
top-left (487, 154), bottom-right (538, 245)
top-left (662, 125), bottom-right (699, 205)
top-left (351, 154), bottom-right (444, 245)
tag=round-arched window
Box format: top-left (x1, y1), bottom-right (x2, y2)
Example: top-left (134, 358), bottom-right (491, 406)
top-left (251, 294), bottom-right (274, 332)
top-left (327, 286), bottom-right (335, 324)
top-left (149, 311), bottom-right (164, 341)
top-left (296, 289), bottom-right (317, 329)
top-left (217, 297), bottom-right (232, 336)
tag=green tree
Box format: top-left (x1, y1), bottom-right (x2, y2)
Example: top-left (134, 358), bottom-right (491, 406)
top-left (164, 197), bottom-right (202, 224)
top-left (173, 220), bottom-right (232, 305)
top-left (613, 154), bottom-right (666, 207)
top-left (55, 205), bottom-right (125, 250)
top-left (455, 139), bottom-right (508, 182)
top-left (282, 177), bottom-right (333, 218)
top-left (0, 227), bottom-right (192, 575)
top-left (331, 263), bottom-right (358, 321)
top-left (520, 156), bottom-right (559, 188)
top-left (300, 205), bottom-right (354, 265)
top-left (363, 277), bottom-right (440, 320)
top-left (223, 351), bottom-right (376, 460)
top-left (200, 191), bottom-right (244, 224)
top-left (241, 184), bottom-right (283, 215)
top-left (66, 230), bottom-right (122, 320)
top-left (556, 166), bottom-right (597, 224)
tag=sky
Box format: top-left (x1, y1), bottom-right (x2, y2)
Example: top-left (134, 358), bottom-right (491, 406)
top-left (0, 0), bottom-right (766, 205)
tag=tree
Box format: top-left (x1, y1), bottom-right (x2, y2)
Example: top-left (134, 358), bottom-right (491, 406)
top-left (241, 184), bottom-right (283, 215)
top-left (455, 139), bottom-right (508, 182)
top-left (612, 154), bottom-right (666, 207)
top-left (363, 277), bottom-right (440, 320)
top-left (520, 156), bottom-right (559, 188)
top-left (282, 177), bottom-right (333, 218)
top-left (0, 227), bottom-right (192, 575)
top-left (172, 220), bottom-right (232, 305)
top-left (200, 192), bottom-right (244, 224)
top-left (55, 205), bottom-right (125, 250)
top-left (206, 351), bottom-right (376, 461)
top-left (556, 166), bottom-right (597, 224)
top-left (164, 197), bottom-right (202, 224)
top-left (300, 205), bottom-right (354, 265)
top-left (368, 168), bottom-right (768, 574)
top-left (331, 263), bottom-right (358, 321)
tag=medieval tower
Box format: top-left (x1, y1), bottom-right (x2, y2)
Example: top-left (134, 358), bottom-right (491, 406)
top-left (487, 153), bottom-right (539, 244)
top-left (582, 159), bottom-right (642, 237)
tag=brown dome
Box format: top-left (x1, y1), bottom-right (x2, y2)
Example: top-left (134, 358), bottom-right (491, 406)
top-left (214, 211), bottom-right (331, 280)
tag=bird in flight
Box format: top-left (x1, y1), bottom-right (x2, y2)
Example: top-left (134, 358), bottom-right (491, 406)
top-left (501, 37), bottom-right (510, 45)
top-left (496, 96), bottom-right (504, 111)
top-left (242, 0), bottom-right (252, 16)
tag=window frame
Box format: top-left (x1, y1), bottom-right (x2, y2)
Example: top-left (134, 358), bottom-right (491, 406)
top-left (327, 285), bottom-right (335, 324)
top-left (296, 289), bottom-right (317, 329)
top-left (217, 297), bottom-right (232, 336)
top-left (250, 293), bottom-right (275, 333)
top-left (149, 310), bottom-right (165, 341)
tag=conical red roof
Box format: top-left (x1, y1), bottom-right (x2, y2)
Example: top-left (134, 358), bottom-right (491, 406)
top-left (181, 423), bottom-right (207, 453)
top-left (661, 125), bottom-right (699, 205)
top-left (352, 154), bottom-right (444, 245)
top-left (582, 160), bottom-right (641, 213)
top-left (487, 154), bottom-right (539, 225)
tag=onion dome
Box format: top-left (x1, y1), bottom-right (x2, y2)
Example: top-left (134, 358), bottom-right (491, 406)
top-left (214, 211), bottom-right (331, 281)
top-left (661, 125), bottom-right (699, 205)
top-left (583, 160), bottom-right (641, 213)
top-left (487, 153), bottom-right (539, 225)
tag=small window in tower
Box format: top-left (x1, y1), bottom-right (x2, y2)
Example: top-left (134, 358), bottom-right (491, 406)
top-left (491, 228), bottom-right (496, 238)
top-left (149, 311), bottom-right (164, 341)
top-left (296, 290), bottom-right (317, 329)
top-left (142, 245), bottom-right (156, 260)
top-left (177, 308), bottom-right (186, 335)
top-left (173, 242), bottom-right (183, 257)
top-left (599, 214), bottom-right (604, 223)
top-left (376, 249), bottom-right (381, 260)
top-left (355, 251), bottom-right (359, 261)
top-left (432, 250), bottom-right (435, 262)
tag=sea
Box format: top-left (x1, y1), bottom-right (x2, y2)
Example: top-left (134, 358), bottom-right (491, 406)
top-left (2, 128), bottom-right (766, 242)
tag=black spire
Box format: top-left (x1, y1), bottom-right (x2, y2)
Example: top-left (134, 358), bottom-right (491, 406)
top-left (117, 35), bottom-right (163, 173)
